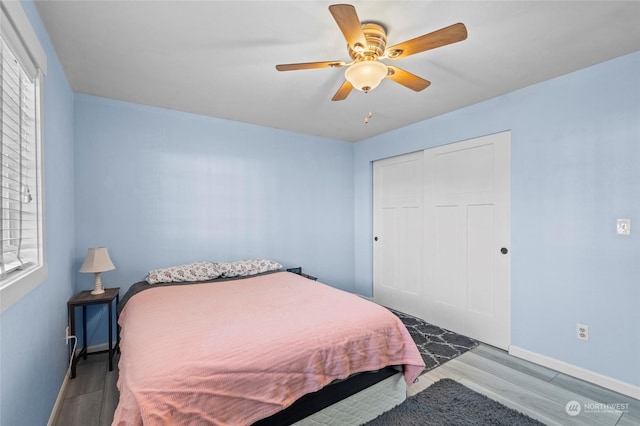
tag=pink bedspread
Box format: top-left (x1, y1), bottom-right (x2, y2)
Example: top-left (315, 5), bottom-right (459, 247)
top-left (113, 272), bottom-right (425, 425)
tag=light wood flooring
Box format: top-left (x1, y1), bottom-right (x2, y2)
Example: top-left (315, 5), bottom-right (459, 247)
top-left (54, 352), bottom-right (120, 426)
top-left (53, 344), bottom-right (639, 425)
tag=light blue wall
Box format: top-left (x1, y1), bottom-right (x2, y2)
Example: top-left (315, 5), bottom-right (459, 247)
top-left (2, 3), bottom-right (637, 422)
top-left (353, 52), bottom-right (640, 387)
top-left (73, 95), bottom-right (355, 345)
top-left (0, 1), bottom-right (75, 425)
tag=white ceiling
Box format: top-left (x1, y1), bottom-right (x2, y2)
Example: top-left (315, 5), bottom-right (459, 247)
top-left (34, 1), bottom-right (640, 142)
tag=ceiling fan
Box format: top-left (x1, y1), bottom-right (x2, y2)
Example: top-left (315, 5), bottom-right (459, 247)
top-left (275, 4), bottom-right (467, 101)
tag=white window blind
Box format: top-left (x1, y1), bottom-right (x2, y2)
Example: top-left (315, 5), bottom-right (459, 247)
top-left (1, 36), bottom-right (39, 278)
top-left (0, 1), bottom-right (47, 313)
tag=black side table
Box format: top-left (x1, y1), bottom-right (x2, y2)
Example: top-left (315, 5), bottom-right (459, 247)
top-left (67, 287), bottom-right (120, 378)
top-left (286, 267), bottom-right (317, 281)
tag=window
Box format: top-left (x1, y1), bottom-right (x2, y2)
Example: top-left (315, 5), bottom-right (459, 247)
top-left (1, 0), bottom-right (47, 313)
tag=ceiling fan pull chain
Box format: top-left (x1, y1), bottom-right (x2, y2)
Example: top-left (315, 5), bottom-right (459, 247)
top-left (364, 91), bottom-right (373, 124)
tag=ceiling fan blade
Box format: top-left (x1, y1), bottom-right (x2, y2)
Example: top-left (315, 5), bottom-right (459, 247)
top-left (386, 66), bottom-right (431, 91)
top-left (329, 4), bottom-right (367, 51)
top-left (276, 61), bottom-right (346, 71)
top-left (386, 22), bottom-right (467, 60)
top-left (331, 80), bottom-right (353, 101)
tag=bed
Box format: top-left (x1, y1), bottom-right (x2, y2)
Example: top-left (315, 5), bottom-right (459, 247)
top-left (113, 270), bottom-right (425, 425)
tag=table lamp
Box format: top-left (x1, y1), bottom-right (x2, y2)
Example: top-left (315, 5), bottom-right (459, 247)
top-left (80, 247), bottom-right (116, 295)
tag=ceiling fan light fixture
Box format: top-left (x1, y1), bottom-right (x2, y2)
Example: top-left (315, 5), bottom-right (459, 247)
top-left (275, 5), bottom-right (467, 101)
top-left (344, 60), bottom-right (388, 92)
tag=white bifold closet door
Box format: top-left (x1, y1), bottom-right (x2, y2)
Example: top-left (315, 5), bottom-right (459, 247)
top-left (373, 132), bottom-right (511, 349)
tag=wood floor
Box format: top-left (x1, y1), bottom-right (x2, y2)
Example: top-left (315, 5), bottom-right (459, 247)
top-left (411, 345), bottom-right (639, 426)
top-left (53, 344), bottom-right (639, 426)
top-left (54, 352), bottom-right (120, 426)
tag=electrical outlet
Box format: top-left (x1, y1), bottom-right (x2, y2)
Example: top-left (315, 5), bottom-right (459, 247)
top-left (65, 326), bottom-right (71, 344)
top-left (577, 324), bottom-right (589, 341)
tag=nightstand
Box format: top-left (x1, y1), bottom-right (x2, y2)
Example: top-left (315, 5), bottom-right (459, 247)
top-left (286, 267), bottom-right (317, 281)
top-left (67, 287), bottom-right (120, 379)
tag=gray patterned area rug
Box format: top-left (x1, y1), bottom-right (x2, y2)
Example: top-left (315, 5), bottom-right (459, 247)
top-left (365, 378), bottom-right (544, 425)
top-left (389, 308), bottom-right (478, 372)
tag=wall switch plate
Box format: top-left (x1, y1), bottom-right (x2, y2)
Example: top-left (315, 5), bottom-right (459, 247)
top-left (616, 219), bottom-right (631, 235)
top-left (577, 324), bottom-right (589, 341)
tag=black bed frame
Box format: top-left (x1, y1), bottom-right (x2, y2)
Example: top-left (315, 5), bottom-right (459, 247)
top-left (253, 366), bottom-right (400, 425)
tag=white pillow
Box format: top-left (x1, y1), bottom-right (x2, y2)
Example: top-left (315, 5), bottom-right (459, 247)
top-left (146, 261), bottom-right (221, 284)
top-left (217, 259), bottom-right (282, 278)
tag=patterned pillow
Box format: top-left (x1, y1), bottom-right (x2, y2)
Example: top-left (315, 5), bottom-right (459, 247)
top-left (146, 261), bottom-right (221, 284)
top-left (217, 259), bottom-right (282, 278)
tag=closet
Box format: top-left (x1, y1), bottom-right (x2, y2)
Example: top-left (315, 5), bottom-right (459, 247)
top-left (373, 131), bottom-right (511, 349)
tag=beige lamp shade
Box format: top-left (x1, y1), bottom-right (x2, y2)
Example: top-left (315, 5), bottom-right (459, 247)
top-left (80, 247), bottom-right (115, 295)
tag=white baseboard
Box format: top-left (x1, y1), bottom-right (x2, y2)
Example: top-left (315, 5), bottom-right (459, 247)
top-left (509, 345), bottom-right (640, 399)
top-left (47, 364), bottom-right (71, 426)
top-left (86, 341), bottom-right (118, 353)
